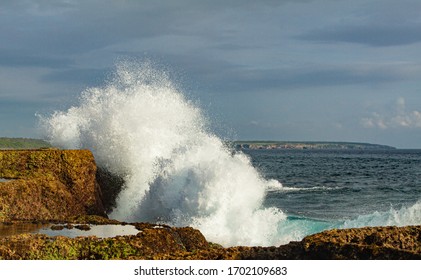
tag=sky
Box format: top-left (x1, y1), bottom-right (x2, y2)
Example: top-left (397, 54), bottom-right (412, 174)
top-left (1, 0), bottom-right (421, 148)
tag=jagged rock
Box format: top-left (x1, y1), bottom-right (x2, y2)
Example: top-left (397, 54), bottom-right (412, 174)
top-left (0, 222), bottom-right (419, 260)
top-left (0, 149), bottom-right (106, 222)
top-left (299, 225), bottom-right (421, 259)
top-left (0, 222), bottom-right (212, 260)
top-left (234, 225), bottom-right (421, 260)
top-left (96, 167), bottom-right (125, 214)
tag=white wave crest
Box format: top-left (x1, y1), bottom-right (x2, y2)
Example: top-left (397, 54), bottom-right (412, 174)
top-left (343, 200), bottom-right (421, 228)
top-left (39, 61), bottom-right (285, 246)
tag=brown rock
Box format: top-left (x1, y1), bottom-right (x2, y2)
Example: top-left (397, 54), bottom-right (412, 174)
top-left (300, 225), bottom-right (421, 259)
top-left (0, 149), bottom-right (106, 222)
top-left (0, 223), bottom-right (420, 260)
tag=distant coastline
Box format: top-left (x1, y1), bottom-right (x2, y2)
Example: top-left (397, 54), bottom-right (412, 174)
top-left (1, 137), bottom-right (397, 151)
top-left (0, 137), bottom-right (51, 150)
top-left (233, 140), bottom-right (396, 150)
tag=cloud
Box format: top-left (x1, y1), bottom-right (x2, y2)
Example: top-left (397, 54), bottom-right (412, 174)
top-left (361, 97), bottom-right (421, 129)
top-left (204, 63), bottom-right (408, 94)
top-left (0, 50), bottom-right (72, 68)
top-left (41, 67), bottom-right (111, 86)
top-left (297, 24), bottom-right (421, 47)
top-left (295, 0), bottom-right (421, 47)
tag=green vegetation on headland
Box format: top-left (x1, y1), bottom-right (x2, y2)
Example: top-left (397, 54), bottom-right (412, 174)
top-left (1, 137), bottom-right (396, 150)
top-left (233, 141), bottom-right (396, 150)
top-left (0, 137), bottom-right (51, 149)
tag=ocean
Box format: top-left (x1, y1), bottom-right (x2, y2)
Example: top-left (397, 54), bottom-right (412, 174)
top-left (40, 61), bottom-right (421, 247)
top-left (245, 148), bottom-right (421, 242)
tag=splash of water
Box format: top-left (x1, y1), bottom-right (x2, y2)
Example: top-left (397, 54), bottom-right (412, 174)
top-left (342, 200), bottom-right (421, 228)
top-left (266, 200), bottom-right (421, 244)
top-left (40, 61), bottom-right (285, 246)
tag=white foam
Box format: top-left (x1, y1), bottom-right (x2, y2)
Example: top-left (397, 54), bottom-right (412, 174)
top-left (343, 200), bottom-right (421, 228)
top-left (40, 61), bottom-right (285, 246)
top-left (266, 183), bottom-right (343, 192)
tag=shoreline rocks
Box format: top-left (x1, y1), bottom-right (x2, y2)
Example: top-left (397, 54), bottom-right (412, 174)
top-left (237, 225), bottom-right (421, 260)
top-left (1, 149), bottom-right (420, 259)
top-left (0, 149), bottom-right (106, 222)
top-left (0, 218), bottom-right (419, 260)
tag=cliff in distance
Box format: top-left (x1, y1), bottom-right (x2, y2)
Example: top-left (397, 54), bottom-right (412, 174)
top-left (233, 141), bottom-right (396, 150)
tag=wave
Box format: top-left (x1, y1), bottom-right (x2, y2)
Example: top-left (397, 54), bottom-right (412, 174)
top-left (39, 61), bottom-right (285, 247)
top-left (342, 200), bottom-right (421, 229)
top-left (265, 181), bottom-right (344, 192)
top-left (273, 200), bottom-right (421, 244)
top-left (38, 60), bottom-right (420, 247)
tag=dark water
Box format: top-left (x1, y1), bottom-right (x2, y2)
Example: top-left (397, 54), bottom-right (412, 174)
top-left (244, 149), bottom-right (421, 228)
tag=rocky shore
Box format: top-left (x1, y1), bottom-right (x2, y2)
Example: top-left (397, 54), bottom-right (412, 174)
top-left (1, 149), bottom-right (420, 260)
top-left (0, 149), bottom-right (106, 221)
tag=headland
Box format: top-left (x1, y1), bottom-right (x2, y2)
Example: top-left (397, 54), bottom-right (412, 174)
top-left (233, 141), bottom-right (396, 150)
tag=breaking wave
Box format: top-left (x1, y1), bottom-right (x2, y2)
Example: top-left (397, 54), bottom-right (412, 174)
top-left (39, 60), bottom-right (420, 246)
top-left (40, 61), bottom-right (285, 246)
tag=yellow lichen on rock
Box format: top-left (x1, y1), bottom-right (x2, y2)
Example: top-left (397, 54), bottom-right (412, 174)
top-left (0, 150), bottom-right (105, 222)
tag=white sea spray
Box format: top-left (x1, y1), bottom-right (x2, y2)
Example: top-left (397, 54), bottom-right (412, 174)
top-left (40, 61), bottom-right (286, 246)
top-left (342, 200), bottom-right (421, 228)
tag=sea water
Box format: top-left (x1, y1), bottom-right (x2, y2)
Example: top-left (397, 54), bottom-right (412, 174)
top-left (247, 148), bottom-right (421, 241)
top-left (40, 61), bottom-right (421, 247)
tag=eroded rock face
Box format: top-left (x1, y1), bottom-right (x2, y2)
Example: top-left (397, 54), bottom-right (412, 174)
top-left (0, 150), bottom-right (106, 222)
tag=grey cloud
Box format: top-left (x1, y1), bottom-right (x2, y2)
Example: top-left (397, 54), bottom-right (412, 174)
top-left (202, 65), bottom-right (403, 94)
top-left (41, 67), bottom-right (112, 86)
top-left (1, 1), bottom-right (179, 55)
top-left (297, 24), bottom-right (421, 47)
top-left (0, 0), bottom-right (295, 56)
top-left (127, 51), bottom-right (410, 94)
top-left (0, 50), bottom-right (72, 68)
top-left (295, 0), bottom-right (421, 47)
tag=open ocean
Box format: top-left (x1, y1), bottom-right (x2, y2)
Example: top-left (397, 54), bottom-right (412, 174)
top-left (246, 148), bottom-right (421, 241)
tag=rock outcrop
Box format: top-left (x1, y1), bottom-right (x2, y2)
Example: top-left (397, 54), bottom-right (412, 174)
top-left (0, 220), bottom-right (419, 260)
top-left (0, 221), bottom-right (212, 260)
top-left (235, 225), bottom-right (421, 260)
top-left (298, 225), bottom-right (421, 259)
top-left (0, 149), bottom-right (106, 222)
